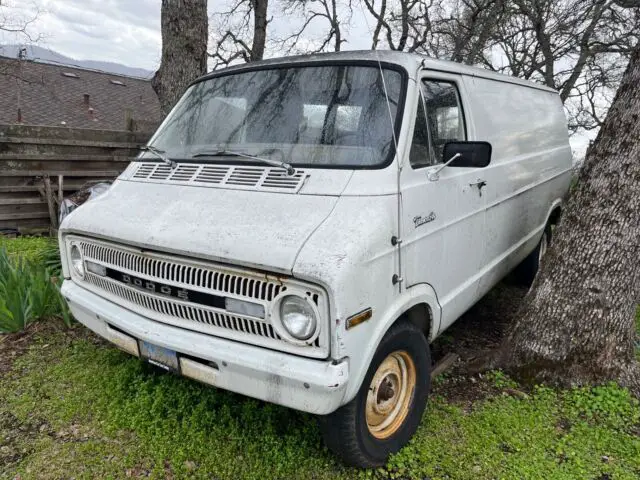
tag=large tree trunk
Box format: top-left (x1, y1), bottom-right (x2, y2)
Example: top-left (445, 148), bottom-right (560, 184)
top-left (497, 45), bottom-right (640, 395)
top-left (152, 0), bottom-right (208, 116)
top-left (250, 0), bottom-right (268, 61)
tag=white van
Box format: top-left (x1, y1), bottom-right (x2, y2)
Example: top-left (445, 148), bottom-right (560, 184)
top-left (59, 51), bottom-right (572, 467)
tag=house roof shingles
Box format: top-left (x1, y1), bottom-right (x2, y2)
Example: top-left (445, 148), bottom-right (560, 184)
top-left (0, 56), bottom-right (161, 131)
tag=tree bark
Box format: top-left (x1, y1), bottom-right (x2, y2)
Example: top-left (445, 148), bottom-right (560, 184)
top-left (152, 0), bottom-right (208, 116)
top-left (496, 45), bottom-right (640, 396)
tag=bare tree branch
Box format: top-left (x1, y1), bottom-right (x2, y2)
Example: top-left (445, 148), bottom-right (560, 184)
top-left (274, 0), bottom-right (352, 54)
top-left (486, 0), bottom-right (640, 132)
top-left (0, 0), bottom-right (43, 44)
top-left (0, 1), bottom-right (44, 80)
top-left (210, 0), bottom-right (270, 68)
top-left (363, 0), bottom-right (433, 52)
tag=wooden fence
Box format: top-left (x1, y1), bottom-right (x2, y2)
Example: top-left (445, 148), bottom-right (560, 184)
top-left (0, 124), bottom-right (152, 234)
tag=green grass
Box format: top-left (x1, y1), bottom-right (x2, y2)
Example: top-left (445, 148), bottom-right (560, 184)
top-left (0, 236), bottom-right (55, 263)
top-left (1, 331), bottom-right (639, 480)
top-left (0, 236), bottom-right (61, 277)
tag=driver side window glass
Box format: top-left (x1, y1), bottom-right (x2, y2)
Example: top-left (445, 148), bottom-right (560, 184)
top-left (420, 80), bottom-right (466, 163)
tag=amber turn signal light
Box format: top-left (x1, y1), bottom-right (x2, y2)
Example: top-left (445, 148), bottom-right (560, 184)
top-left (345, 308), bottom-right (373, 330)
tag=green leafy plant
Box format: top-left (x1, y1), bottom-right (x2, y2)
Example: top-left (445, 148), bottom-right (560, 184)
top-left (38, 238), bottom-right (63, 278)
top-left (0, 248), bottom-right (71, 333)
top-left (485, 369), bottom-right (519, 389)
top-left (563, 382), bottom-right (640, 430)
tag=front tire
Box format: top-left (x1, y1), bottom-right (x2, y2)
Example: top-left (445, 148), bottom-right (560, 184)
top-left (319, 321), bottom-right (430, 468)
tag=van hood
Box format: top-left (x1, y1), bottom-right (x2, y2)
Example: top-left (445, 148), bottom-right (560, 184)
top-left (60, 179), bottom-right (340, 274)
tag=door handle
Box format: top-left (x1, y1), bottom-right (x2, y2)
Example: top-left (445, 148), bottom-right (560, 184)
top-left (469, 180), bottom-right (487, 196)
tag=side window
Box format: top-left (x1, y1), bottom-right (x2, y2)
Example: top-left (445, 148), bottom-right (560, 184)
top-left (409, 94), bottom-right (433, 169)
top-left (421, 80), bottom-right (466, 163)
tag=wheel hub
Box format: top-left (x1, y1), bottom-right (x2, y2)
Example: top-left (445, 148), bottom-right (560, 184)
top-left (366, 351), bottom-right (417, 439)
top-left (378, 378), bottom-right (396, 402)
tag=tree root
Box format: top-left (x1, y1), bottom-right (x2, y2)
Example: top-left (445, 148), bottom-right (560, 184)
top-left (461, 343), bottom-right (640, 398)
top-left (618, 363), bottom-right (640, 398)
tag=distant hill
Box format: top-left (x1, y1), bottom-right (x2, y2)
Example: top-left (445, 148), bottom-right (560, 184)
top-left (0, 44), bottom-right (154, 79)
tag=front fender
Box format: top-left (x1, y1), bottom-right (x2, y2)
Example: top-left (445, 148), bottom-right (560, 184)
top-left (293, 195), bottom-right (443, 407)
top-left (341, 282), bottom-right (441, 403)
top-left (293, 195), bottom-right (399, 359)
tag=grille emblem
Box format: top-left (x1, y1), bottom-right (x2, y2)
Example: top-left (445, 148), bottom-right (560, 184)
top-left (121, 273), bottom-right (191, 302)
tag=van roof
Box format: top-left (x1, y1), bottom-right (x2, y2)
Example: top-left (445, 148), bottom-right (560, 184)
top-left (199, 50), bottom-right (558, 94)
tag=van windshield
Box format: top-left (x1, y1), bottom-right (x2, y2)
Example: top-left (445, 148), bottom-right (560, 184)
top-left (145, 64), bottom-right (404, 168)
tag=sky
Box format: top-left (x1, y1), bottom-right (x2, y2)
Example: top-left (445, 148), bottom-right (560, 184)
top-left (0, 0), bottom-right (372, 71)
top-left (1, 0), bottom-right (163, 70)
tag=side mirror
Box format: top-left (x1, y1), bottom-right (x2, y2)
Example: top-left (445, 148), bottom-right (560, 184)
top-left (443, 141), bottom-right (492, 168)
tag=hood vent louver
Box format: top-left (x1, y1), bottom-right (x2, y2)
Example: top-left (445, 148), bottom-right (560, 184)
top-left (130, 162), bottom-right (308, 193)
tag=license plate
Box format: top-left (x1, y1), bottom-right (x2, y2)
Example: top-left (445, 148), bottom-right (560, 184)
top-left (139, 340), bottom-right (180, 372)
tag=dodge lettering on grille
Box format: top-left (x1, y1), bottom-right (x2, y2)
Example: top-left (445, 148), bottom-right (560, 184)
top-left (105, 268), bottom-right (225, 309)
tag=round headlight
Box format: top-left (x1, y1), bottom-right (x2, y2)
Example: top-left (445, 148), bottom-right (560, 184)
top-left (70, 244), bottom-right (84, 277)
top-left (279, 295), bottom-right (317, 341)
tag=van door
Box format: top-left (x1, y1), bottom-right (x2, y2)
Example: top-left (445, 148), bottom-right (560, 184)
top-left (400, 74), bottom-right (487, 332)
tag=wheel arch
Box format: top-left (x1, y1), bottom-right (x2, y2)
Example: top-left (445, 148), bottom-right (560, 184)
top-left (343, 283), bottom-right (441, 403)
top-left (547, 200), bottom-right (563, 226)
top-left (401, 302), bottom-right (435, 341)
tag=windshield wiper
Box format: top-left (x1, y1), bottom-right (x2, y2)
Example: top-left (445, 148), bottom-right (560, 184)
top-left (139, 145), bottom-right (177, 169)
top-left (191, 149), bottom-right (295, 176)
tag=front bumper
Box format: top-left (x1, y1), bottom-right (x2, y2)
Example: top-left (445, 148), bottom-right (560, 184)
top-left (61, 281), bottom-right (349, 415)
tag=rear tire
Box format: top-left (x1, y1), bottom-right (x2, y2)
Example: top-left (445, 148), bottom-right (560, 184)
top-left (319, 321), bottom-right (430, 468)
top-left (514, 223), bottom-right (552, 287)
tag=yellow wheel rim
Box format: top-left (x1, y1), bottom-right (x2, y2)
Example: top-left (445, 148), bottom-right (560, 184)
top-left (366, 350), bottom-right (417, 439)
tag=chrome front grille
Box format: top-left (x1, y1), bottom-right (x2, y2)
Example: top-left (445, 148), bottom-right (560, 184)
top-left (79, 241), bottom-right (286, 301)
top-left (69, 237), bottom-right (328, 358)
top-left (85, 274), bottom-right (282, 340)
